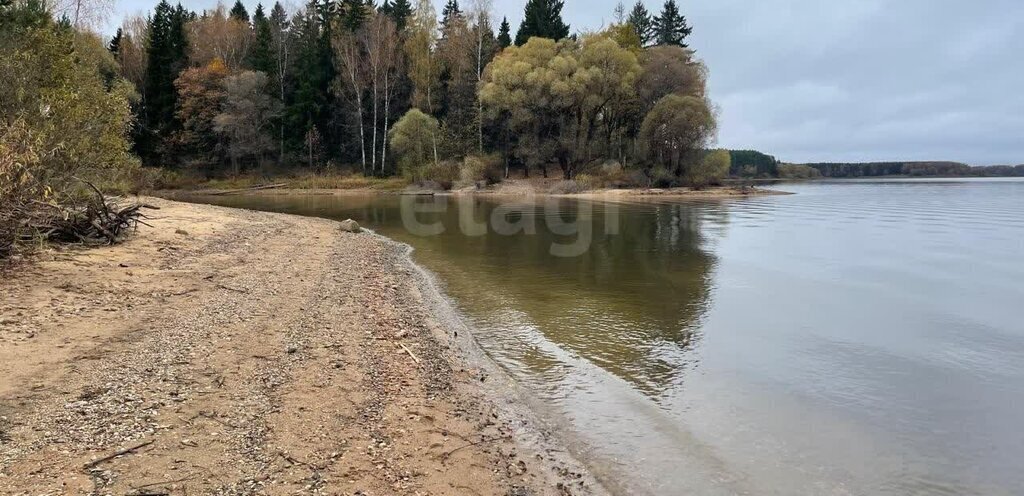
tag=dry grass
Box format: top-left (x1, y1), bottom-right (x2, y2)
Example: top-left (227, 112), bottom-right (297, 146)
top-left (143, 169), bottom-right (411, 192)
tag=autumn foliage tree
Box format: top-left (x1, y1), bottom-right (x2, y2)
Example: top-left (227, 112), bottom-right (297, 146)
top-left (173, 58), bottom-right (229, 166)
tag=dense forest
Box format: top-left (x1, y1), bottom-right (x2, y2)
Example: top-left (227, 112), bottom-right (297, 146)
top-left (802, 161), bottom-right (1024, 178)
top-left (1, 0), bottom-right (732, 256)
top-left (728, 153), bottom-right (1024, 180)
top-left (93, 0), bottom-right (721, 187)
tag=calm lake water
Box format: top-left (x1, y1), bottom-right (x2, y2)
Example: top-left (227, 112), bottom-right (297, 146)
top-left (187, 178), bottom-right (1024, 495)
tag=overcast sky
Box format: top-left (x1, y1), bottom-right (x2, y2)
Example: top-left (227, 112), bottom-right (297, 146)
top-left (108, 0), bottom-right (1024, 165)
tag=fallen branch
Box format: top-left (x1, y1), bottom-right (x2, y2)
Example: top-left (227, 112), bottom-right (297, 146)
top-left (129, 475), bottom-right (195, 493)
top-left (400, 343), bottom-right (420, 364)
top-left (18, 179), bottom-right (149, 247)
top-left (440, 435), bottom-right (503, 463)
top-left (83, 439), bottom-right (154, 470)
top-left (211, 183), bottom-right (288, 196)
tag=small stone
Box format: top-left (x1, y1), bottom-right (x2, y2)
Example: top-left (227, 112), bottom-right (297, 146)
top-left (286, 345), bottom-right (298, 354)
top-left (174, 228), bottom-right (189, 236)
top-left (338, 219), bottom-right (362, 233)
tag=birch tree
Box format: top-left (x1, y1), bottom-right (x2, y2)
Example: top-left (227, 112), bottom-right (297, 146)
top-left (331, 30), bottom-right (367, 172)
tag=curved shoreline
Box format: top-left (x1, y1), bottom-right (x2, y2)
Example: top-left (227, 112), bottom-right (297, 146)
top-left (384, 236), bottom-right (614, 496)
top-left (0, 198), bottom-right (607, 495)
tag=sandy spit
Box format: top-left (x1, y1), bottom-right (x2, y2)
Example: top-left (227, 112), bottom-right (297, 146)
top-left (0, 198), bottom-right (605, 496)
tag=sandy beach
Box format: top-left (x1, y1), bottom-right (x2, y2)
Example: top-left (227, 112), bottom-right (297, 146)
top-left (0, 198), bottom-right (601, 495)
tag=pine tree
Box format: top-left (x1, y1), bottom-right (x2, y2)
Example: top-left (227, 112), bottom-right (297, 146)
top-left (627, 0), bottom-right (654, 46)
top-left (229, 0), bottom-right (249, 23)
top-left (653, 0), bottom-right (691, 47)
top-left (496, 16), bottom-right (511, 48)
top-left (250, 3), bottom-right (274, 72)
top-left (108, 27), bottom-right (122, 54)
top-left (514, 0), bottom-right (569, 46)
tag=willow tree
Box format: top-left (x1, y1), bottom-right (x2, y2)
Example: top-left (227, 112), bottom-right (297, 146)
top-left (637, 45), bottom-right (707, 108)
top-left (638, 94), bottom-right (715, 178)
top-left (481, 35), bottom-right (639, 179)
top-left (390, 108), bottom-right (439, 177)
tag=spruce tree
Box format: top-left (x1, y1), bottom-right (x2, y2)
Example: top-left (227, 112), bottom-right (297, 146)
top-left (108, 27), bottom-right (122, 54)
top-left (382, 0), bottom-right (412, 30)
top-left (627, 0), bottom-right (654, 46)
top-left (496, 16), bottom-right (511, 48)
top-left (440, 0), bottom-right (461, 31)
top-left (339, 0), bottom-right (367, 32)
top-left (514, 0), bottom-right (569, 46)
top-left (653, 0), bottom-right (691, 47)
top-left (286, 0), bottom-right (334, 157)
top-left (142, 0), bottom-right (190, 161)
top-left (229, 0), bottom-right (249, 23)
top-left (250, 3), bottom-right (274, 73)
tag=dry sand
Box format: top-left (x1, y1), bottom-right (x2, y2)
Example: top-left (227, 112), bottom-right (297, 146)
top-left (0, 198), bottom-right (603, 495)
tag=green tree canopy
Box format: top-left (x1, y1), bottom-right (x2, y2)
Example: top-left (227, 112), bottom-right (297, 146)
top-left (627, 0), bottom-right (654, 46)
top-left (689, 148), bottom-right (729, 188)
top-left (229, 0), bottom-right (249, 23)
top-left (390, 108), bottom-right (440, 177)
top-left (481, 35), bottom-right (640, 179)
top-left (638, 94), bottom-right (715, 177)
top-left (250, 4), bottom-right (275, 73)
top-left (654, 0), bottom-right (691, 47)
top-left (496, 16), bottom-right (511, 48)
top-left (380, 0), bottom-right (412, 30)
top-left (514, 0), bottom-right (569, 46)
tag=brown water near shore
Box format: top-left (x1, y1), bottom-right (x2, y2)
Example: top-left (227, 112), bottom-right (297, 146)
top-left (185, 178), bottom-right (1024, 495)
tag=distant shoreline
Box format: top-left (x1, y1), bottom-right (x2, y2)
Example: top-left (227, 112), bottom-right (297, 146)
top-left (157, 181), bottom-right (790, 200)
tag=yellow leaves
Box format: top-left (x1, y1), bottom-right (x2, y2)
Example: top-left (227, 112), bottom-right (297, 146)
top-left (207, 57), bottom-right (229, 76)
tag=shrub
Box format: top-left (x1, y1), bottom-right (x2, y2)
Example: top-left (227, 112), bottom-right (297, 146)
top-left (459, 154), bottom-right (504, 187)
top-left (417, 160), bottom-right (460, 190)
top-left (650, 167), bottom-right (677, 188)
top-left (390, 109), bottom-right (440, 178)
top-left (549, 180), bottom-right (584, 194)
top-left (687, 149), bottom-right (731, 189)
top-left (778, 163), bottom-right (823, 179)
top-left (579, 160), bottom-right (632, 189)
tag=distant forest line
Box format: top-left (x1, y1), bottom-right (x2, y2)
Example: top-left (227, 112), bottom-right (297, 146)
top-left (728, 150), bottom-right (1024, 179)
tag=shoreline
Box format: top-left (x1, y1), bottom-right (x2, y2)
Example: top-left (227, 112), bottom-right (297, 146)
top-left (0, 198), bottom-right (605, 495)
top-left (157, 183), bottom-right (791, 201)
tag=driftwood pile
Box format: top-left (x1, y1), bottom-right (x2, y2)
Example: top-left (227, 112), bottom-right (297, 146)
top-left (2, 181), bottom-right (154, 255)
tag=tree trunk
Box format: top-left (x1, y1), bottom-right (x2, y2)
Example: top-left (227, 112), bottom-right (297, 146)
top-left (381, 72), bottom-right (391, 174)
top-left (357, 93), bottom-right (367, 174)
top-left (372, 79), bottom-right (379, 173)
top-left (477, 25), bottom-right (484, 154)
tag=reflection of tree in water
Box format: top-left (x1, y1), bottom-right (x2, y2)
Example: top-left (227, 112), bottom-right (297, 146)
top-left (419, 197), bottom-right (729, 400)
